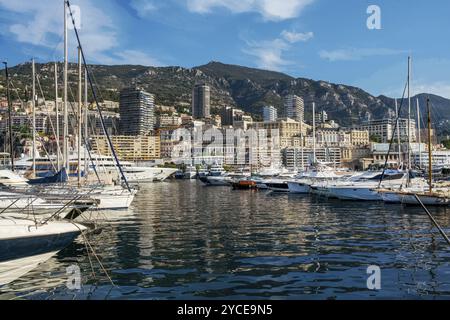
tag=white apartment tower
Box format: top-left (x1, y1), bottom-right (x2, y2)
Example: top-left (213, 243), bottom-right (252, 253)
top-left (284, 94), bottom-right (304, 123)
top-left (263, 106), bottom-right (278, 122)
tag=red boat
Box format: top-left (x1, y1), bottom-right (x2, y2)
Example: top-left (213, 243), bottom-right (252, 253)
top-left (232, 179), bottom-right (258, 190)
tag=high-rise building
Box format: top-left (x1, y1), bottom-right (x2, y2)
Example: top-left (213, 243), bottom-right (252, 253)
top-left (284, 95), bottom-right (304, 123)
top-left (263, 106), bottom-right (278, 122)
top-left (119, 87), bottom-right (155, 136)
top-left (192, 83), bottom-right (211, 119)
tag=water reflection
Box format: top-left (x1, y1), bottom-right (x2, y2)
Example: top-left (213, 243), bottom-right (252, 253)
top-left (1, 180), bottom-right (450, 300)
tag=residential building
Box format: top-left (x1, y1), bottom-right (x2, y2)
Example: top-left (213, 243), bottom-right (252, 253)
top-left (157, 114), bottom-right (182, 128)
top-left (349, 130), bottom-right (370, 146)
top-left (354, 118), bottom-right (416, 143)
top-left (192, 83), bottom-right (211, 119)
top-left (316, 110), bottom-right (328, 124)
top-left (91, 135), bottom-right (161, 162)
top-left (263, 106), bottom-right (278, 122)
top-left (283, 147), bottom-right (342, 169)
top-left (284, 95), bottom-right (304, 123)
top-left (234, 115), bottom-right (253, 131)
top-left (119, 87), bottom-right (155, 136)
top-left (250, 118), bottom-right (309, 148)
top-left (315, 128), bottom-right (351, 147)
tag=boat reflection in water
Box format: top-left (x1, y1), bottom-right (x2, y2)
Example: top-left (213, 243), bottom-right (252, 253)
top-left (1, 181), bottom-right (450, 300)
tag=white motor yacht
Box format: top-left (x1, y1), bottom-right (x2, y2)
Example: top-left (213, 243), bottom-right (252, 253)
top-left (327, 171), bottom-right (407, 201)
top-left (288, 169), bottom-right (342, 195)
top-left (14, 152), bottom-right (176, 184)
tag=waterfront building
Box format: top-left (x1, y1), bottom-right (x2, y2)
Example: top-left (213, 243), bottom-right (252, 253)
top-left (91, 135), bottom-right (161, 162)
top-left (0, 113), bottom-right (49, 134)
top-left (284, 95), bottom-right (304, 123)
top-left (283, 147), bottom-right (342, 169)
top-left (158, 127), bottom-right (183, 160)
top-left (354, 118), bottom-right (416, 143)
top-left (250, 118), bottom-right (309, 148)
top-left (119, 87), bottom-right (155, 136)
top-left (350, 130), bottom-right (370, 146)
top-left (315, 128), bottom-right (351, 147)
top-left (263, 106), bottom-right (278, 122)
top-left (192, 83), bottom-right (211, 119)
top-left (411, 148), bottom-right (450, 168)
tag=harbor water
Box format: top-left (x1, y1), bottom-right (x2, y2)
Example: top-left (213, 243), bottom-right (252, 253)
top-left (1, 180), bottom-right (450, 300)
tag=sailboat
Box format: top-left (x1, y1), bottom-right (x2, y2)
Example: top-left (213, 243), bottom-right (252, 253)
top-left (398, 98), bottom-right (449, 206)
top-left (14, 1), bottom-right (138, 211)
top-left (0, 216), bottom-right (87, 286)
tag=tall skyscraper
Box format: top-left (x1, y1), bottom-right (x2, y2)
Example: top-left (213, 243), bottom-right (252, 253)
top-left (263, 105), bottom-right (278, 122)
top-left (119, 87), bottom-right (155, 136)
top-left (284, 95), bottom-right (304, 123)
top-left (192, 83), bottom-right (211, 119)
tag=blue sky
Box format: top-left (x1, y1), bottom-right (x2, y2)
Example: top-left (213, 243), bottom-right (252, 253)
top-left (1, 0), bottom-right (450, 98)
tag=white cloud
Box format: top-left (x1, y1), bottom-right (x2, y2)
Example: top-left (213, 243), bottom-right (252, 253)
top-left (242, 29), bottom-right (313, 71)
top-left (104, 50), bottom-right (164, 66)
top-left (130, 0), bottom-right (158, 17)
top-left (319, 48), bottom-right (407, 62)
top-left (410, 82), bottom-right (450, 99)
top-left (281, 30), bottom-right (313, 43)
top-left (243, 38), bottom-right (291, 71)
top-left (0, 0), bottom-right (162, 66)
top-left (187, 0), bottom-right (315, 21)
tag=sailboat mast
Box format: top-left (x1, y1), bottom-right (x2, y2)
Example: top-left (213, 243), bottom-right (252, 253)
top-left (407, 56), bottom-right (412, 172)
top-left (427, 98), bottom-right (432, 193)
top-left (32, 58), bottom-right (36, 178)
top-left (416, 98), bottom-right (422, 168)
top-left (300, 112), bottom-right (304, 171)
top-left (395, 99), bottom-right (401, 167)
top-left (63, 0), bottom-right (69, 174)
top-left (312, 102), bottom-right (316, 163)
top-left (54, 62), bottom-right (60, 171)
top-left (84, 66), bottom-right (88, 180)
top-left (77, 47), bottom-right (82, 185)
top-left (3, 62), bottom-right (14, 170)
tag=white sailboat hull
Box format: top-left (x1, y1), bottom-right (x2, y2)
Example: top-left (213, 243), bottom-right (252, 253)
top-left (379, 191), bottom-right (402, 204)
top-left (0, 218), bottom-right (86, 285)
top-left (401, 193), bottom-right (449, 206)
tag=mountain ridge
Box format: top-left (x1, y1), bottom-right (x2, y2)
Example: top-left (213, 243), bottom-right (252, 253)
top-left (1, 61), bottom-right (449, 135)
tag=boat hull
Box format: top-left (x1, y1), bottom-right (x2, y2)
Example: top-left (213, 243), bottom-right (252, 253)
top-left (401, 193), bottom-right (449, 206)
top-left (287, 181), bottom-right (310, 194)
top-left (329, 187), bottom-right (382, 201)
top-left (0, 219), bottom-right (86, 285)
top-left (266, 182), bottom-right (290, 193)
top-left (200, 176), bottom-right (231, 186)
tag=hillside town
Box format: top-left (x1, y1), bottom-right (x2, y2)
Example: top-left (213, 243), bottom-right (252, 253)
top-left (1, 82), bottom-right (449, 174)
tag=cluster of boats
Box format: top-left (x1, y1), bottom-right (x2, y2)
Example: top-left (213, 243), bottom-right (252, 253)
top-left (197, 163), bottom-right (450, 207)
top-left (0, 152), bottom-right (143, 287)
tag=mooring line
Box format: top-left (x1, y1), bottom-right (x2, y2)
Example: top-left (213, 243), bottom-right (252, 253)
top-left (414, 194), bottom-right (450, 245)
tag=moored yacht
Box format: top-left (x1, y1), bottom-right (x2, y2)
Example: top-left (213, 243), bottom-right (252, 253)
top-left (327, 170), bottom-right (407, 201)
top-left (0, 216), bottom-right (87, 285)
